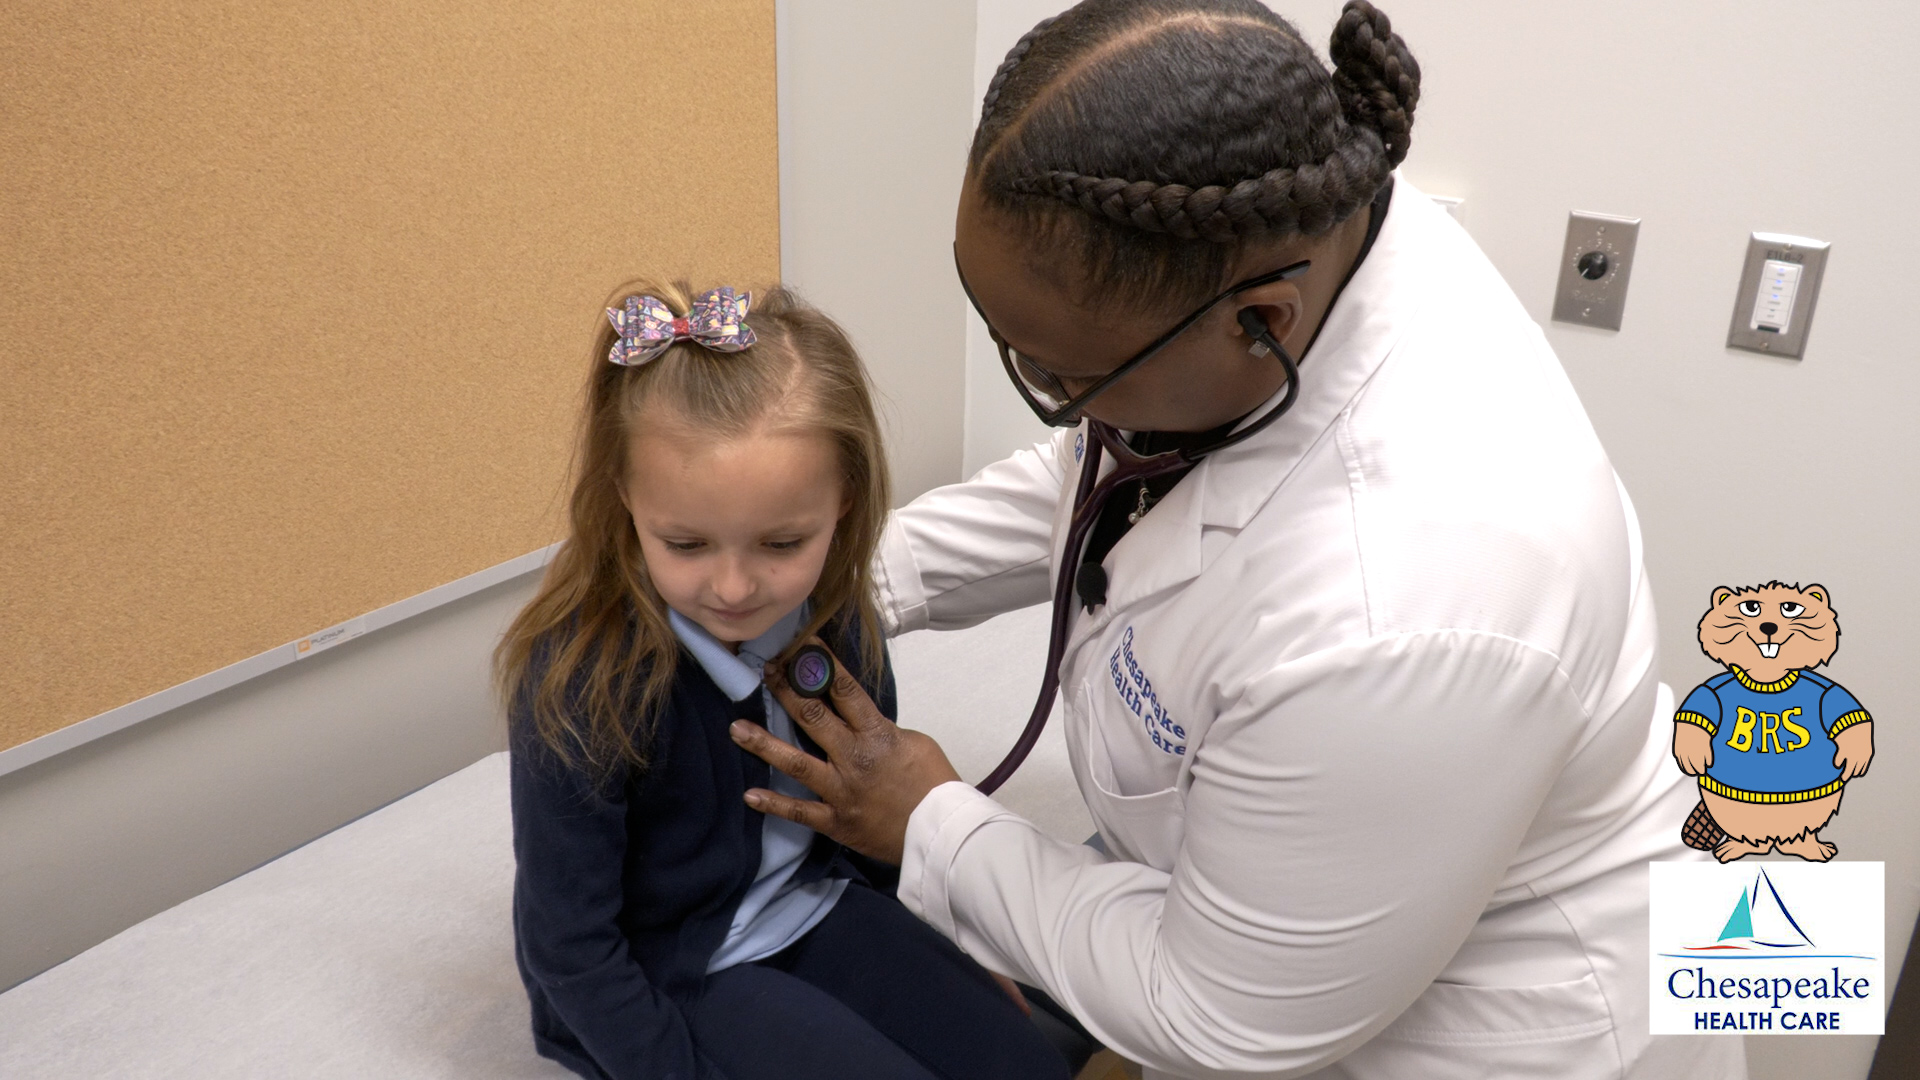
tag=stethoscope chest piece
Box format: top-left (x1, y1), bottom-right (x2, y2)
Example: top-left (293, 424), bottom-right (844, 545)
top-left (786, 643), bottom-right (837, 700)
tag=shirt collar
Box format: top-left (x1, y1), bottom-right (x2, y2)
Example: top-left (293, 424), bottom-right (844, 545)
top-left (668, 603), bottom-right (808, 702)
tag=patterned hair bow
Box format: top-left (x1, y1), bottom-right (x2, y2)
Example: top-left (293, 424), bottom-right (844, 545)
top-left (606, 286), bottom-right (756, 367)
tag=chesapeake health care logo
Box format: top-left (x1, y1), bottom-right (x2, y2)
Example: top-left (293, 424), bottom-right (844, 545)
top-left (1649, 861), bottom-right (1883, 1034)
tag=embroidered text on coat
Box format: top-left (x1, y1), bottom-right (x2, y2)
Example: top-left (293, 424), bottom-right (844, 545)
top-left (1110, 627), bottom-right (1186, 755)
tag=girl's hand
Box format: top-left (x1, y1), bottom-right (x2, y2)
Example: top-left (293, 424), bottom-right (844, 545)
top-left (731, 639), bottom-right (961, 865)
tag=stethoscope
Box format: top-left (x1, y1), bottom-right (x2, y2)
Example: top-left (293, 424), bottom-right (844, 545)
top-left (780, 309), bottom-right (1301, 794)
top-left (793, 181), bottom-right (1389, 793)
top-left (969, 306), bottom-right (1304, 793)
top-left (784, 274), bottom-right (1323, 794)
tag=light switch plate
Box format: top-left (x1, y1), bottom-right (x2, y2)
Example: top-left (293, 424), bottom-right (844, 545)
top-left (1727, 233), bottom-right (1829, 359)
top-left (1552, 211), bottom-right (1641, 331)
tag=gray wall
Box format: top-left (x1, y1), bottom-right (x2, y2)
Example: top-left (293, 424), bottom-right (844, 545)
top-left (0, 573), bottom-right (537, 991)
top-left (777, 0), bottom-right (978, 502)
top-left (968, 3), bottom-right (1919, 1077)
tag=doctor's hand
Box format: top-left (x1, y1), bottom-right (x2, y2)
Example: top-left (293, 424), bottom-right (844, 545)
top-left (731, 642), bottom-right (961, 865)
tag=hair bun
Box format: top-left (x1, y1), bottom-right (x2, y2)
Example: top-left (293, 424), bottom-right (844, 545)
top-left (1329, 0), bottom-right (1421, 167)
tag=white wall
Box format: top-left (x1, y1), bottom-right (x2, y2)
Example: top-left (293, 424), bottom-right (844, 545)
top-left (969, 3), bottom-right (1919, 1077)
top-left (961, 5), bottom-right (1061, 477)
top-left (777, 0), bottom-right (979, 502)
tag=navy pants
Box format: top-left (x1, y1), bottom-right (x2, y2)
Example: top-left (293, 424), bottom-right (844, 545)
top-left (683, 882), bottom-right (1071, 1080)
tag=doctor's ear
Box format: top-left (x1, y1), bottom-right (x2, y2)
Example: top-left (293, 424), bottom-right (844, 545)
top-left (1228, 279), bottom-right (1305, 355)
top-left (1236, 309), bottom-right (1277, 355)
top-left (1232, 300), bottom-right (1302, 356)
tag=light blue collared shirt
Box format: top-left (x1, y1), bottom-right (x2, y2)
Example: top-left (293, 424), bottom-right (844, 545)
top-left (668, 604), bottom-right (847, 973)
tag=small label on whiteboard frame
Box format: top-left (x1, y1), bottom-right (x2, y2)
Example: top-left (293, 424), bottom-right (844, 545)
top-left (296, 616), bottom-right (368, 658)
top-left (1728, 233), bottom-right (1828, 359)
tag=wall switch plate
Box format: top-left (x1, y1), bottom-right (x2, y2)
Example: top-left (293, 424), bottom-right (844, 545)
top-left (1552, 211), bottom-right (1641, 330)
top-left (1727, 233), bottom-right (1829, 359)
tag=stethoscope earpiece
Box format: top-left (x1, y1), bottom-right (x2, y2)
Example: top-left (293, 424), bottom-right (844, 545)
top-left (786, 643), bottom-right (837, 700)
top-left (1237, 308), bottom-right (1276, 357)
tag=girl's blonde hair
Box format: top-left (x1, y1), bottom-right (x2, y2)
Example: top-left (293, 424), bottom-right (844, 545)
top-left (494, 279), bottom-right (890, 782)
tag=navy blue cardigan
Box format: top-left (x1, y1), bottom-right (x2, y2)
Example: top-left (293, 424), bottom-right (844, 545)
top-left (509, 618), bottom-right (898, 1080)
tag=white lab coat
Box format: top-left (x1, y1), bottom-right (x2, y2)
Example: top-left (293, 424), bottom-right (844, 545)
top-left (877, 181), bottom-right (1747, 1080)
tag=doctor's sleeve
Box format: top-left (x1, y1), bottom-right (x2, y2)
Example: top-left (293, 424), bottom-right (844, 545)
top-left (876, 431), bottom-right (1069, 636)
top-left (900, 631), bottom-right (1591, 1079)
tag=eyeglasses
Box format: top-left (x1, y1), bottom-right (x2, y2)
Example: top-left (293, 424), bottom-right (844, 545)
top-left (954, 247), bottom-right (1312, 427)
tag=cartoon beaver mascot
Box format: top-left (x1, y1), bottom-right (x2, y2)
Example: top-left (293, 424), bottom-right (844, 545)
top-left (1672, 582), bottom-right (1874, 862)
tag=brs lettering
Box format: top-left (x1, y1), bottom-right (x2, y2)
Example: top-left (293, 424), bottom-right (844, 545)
top-left (1725, 706), bottom-right (1810, 754)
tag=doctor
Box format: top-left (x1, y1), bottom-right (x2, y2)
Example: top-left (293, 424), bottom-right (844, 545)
top-left (733, 2), bottom-right (1745, 1077)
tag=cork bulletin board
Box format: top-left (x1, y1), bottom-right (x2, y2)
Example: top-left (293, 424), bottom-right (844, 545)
top-left (0, 1), bottom-right (781, 752)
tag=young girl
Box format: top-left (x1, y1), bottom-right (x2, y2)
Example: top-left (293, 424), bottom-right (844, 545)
top-left (495, 281), bottom-right (1068, 1080)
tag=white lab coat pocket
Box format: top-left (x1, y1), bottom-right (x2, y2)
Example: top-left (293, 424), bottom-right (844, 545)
top-left (1345, 972), bottom-right (1620, 1080)
top-left (1080, 684), bottom-right (1187, 871)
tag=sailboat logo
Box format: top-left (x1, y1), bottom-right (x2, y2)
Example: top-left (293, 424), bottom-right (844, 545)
top-left (1686, 869), bottom-right (1813, 952)
top-left (1663, 868), bottom-right (1872, 961)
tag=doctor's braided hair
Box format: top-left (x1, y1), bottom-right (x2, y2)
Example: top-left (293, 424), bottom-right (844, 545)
top-left (970, 0), bottom-right (1419, 312)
